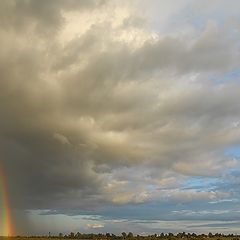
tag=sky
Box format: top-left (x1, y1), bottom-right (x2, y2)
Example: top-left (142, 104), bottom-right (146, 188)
top-left (1, 0), bottom-right (240, 236)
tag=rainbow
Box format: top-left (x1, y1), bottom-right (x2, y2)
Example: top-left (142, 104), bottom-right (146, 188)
top-left (0, 166), bottom-right (14, 236)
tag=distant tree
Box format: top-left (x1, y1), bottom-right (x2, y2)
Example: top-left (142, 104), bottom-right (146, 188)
top-left (160, 233), bottom-right (165, 238)
top-left (59, 233), bottom-right (63, 238)
top-left (122, 232), bottom-right (127, 239)
top-left (127, 232), bottom-right (134, 238)
top-left (106, 233), bottom-right (111, 238)
top-left (208, 233), bottom-right (213, 238)
top-left (98, 233), bottom-right (104, 238)
top-left (70, 232), bottom-right (75, 238)
top-left (75, 232), bottom-right (81, 238)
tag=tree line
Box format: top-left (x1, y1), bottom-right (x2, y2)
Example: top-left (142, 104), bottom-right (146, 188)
top-left (42, 232), bottom-right (240, 240)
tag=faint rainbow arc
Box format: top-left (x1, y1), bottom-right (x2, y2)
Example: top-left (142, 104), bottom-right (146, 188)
top-left (0, 167), bottom-right (14, 236)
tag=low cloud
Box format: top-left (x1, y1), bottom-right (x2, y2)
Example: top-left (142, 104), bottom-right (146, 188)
top-left (86, 224), bottom-right (104, 229)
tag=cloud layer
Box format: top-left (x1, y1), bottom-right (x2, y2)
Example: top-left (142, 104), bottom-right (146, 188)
top-left (0, 0), bottom-right (240, 235)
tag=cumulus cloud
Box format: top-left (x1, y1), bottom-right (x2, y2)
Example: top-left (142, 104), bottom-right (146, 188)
top-left (1, 0), bottom-right (240, 234)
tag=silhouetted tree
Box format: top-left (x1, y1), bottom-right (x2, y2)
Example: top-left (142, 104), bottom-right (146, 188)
top-left (208, 233), bottom-right (213, 238)
top-left (122, 232), bottom-right (127, 239)
top-left (75, 232), bottom-right (81, 238)
top-left (192, 233), bottom-right (197, 238)
top-left (70, 232), bottom-right (75, 238)
top-left (128, 232), bottom-right (134, 238)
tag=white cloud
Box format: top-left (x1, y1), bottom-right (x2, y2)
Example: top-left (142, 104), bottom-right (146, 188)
top-left (86, 223), bottom-right (104, 229)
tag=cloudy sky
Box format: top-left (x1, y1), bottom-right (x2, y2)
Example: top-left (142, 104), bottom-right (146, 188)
top-left (1, 0), bottom-right (240, 236)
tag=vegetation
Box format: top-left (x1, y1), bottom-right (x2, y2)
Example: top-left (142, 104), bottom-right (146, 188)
top-left (1, 232), bottom-right (240, 240)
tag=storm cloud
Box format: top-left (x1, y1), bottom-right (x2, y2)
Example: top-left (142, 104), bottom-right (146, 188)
top-left (1, 0), bottom-right (240, 235)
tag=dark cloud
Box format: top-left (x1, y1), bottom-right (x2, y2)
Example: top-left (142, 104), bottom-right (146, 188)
top-left (0, 0), bottom-right (240, 235)
top-left (0, 0), bottom-right (107, 34)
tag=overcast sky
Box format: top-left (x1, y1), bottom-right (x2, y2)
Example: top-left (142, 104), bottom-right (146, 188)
top-left (1, 0), bottom-right (240, 236)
